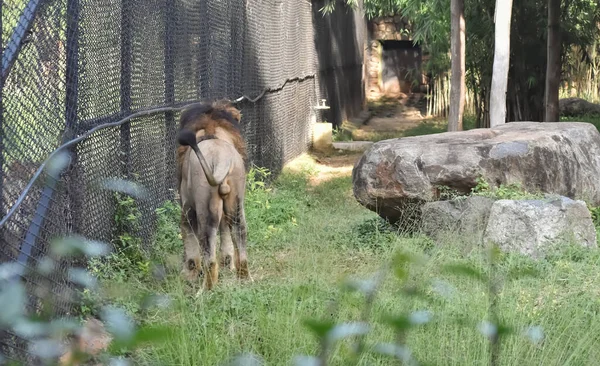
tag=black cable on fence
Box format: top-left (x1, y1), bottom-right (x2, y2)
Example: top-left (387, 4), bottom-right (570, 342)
top-left (0, 72), bottom-right (317, 229)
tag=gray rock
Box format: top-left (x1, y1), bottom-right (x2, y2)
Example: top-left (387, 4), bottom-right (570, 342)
top-left (483, 196), bottom-right (597, 258)
top-left (559, 97), bottom-right (600, 117)
top-left (352, 122), bottom-right (600, 223)
top-left (421, 196), bottom-right (495, 240)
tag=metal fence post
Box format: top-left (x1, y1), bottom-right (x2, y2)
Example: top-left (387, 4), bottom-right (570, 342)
top-left (164, 0), bottom-right (176, 195)
top-left (120, 0), bottom-right (133, 178)
top-left (1, 4), bottom-right (4, 220)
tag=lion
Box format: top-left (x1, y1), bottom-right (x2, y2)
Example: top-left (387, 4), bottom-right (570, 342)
top-left (176, 100), bottom-right (251, 290)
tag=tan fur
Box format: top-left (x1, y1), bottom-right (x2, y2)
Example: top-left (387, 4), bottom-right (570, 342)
top-left (177, 100), bottom-right (251, 290)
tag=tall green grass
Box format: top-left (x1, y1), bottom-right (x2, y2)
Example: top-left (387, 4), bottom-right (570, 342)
top-left (90, 162), bottom-right (600, 366)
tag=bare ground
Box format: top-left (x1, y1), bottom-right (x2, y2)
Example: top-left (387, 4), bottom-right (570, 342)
top-left (285, 94), bottom-right (437, 185)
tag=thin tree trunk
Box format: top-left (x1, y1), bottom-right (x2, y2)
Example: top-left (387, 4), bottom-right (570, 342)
top-left (489, 0), bottom-right (514, 127)
top-left (448, 0), bottom-right (466, 131)
top-left (544, 0), bottom-right (561, 122)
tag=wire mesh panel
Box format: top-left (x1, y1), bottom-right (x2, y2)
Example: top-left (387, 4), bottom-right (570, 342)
top-left (1, 0), bottom-right (367, 361)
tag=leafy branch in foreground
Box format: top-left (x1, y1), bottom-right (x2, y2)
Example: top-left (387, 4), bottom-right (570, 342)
top-left (0, 152), bottom-right (173, 365)
top-left (280, 244), bottom-right (544, 366)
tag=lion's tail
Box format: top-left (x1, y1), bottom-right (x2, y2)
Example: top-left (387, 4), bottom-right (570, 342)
top-left (177, 129), bottom-right (232, 191)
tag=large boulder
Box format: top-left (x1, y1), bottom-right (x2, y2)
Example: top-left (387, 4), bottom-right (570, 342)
top-left (559, 97), bottom-right (600, 117)
top-left (352, 122), bottom-right (600, 222)
top-left (483, 196), bottom-right (597, 257)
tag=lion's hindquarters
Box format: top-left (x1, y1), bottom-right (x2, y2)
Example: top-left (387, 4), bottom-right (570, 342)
top-left (182, 139), bottom-right (247, 289)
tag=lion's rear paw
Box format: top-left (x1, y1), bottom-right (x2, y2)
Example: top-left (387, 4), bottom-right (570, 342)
top-left (181, 258), bottom-right (201, 282)
top-left (221, 254), bottom-right (235, 271)
top-left (236, 261), bottom-right (252, 282)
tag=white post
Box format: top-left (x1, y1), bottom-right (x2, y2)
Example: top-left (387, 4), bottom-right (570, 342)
top-left (489, 0), bottom-right (514, 127)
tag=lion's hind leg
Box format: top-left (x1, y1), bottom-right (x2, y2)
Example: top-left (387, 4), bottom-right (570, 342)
top-left (224, 195), bottom-right (251, 281)
top-left (219, 217), bottom-right (235, 271)
top-left (180, 207), bottom-right (201, 283)
top-left (199, 193), bottom-right (223, 291)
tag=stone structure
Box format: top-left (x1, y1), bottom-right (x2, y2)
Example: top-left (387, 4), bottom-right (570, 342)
top-left (366, 16), bottom-right (427, 100)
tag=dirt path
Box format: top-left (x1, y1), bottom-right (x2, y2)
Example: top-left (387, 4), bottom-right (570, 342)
top-left (284, 151), bottom-right (363, 186)
top-left (285, 94), bottom-right (439, 185)
top-left (348, 93), bottom-right (442, 140)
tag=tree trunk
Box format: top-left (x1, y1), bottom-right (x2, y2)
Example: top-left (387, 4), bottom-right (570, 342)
top-left (448, 0), bottom-right (466, 131)
top-left (489, 0), bottom-right (514, 127)
top-left (544, 0), bottom-right (561, 122)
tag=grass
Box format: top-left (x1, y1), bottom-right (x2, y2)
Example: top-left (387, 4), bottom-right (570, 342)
top-left (336, 111), bottom-right (600, 145)
top-left (560, 114), bottom-right (600, 130)
top-left (91, 154), bottom-right (600, 366)
top-left (334, 113), bottom-right (479, 143)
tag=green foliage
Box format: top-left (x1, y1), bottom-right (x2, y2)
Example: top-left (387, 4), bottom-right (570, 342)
top-left (586, 203), bottom-right (600, 228)
top-left (471, 176), bottom-right (545, 200)
top-left (93, 165), bottom-right (600, 365)
top-left (0, 156), bottom-right (172, 365)
top-left (294, 243), bottom-right (548, 366)
top-left (435, 184), bottom-right (462, 200)
top-left (346, 217), bottom-right (398, 251)
top-left (324, 0), bottom-right (600, 124)
top-left (87, 192), bottom-right (149, 285)
top-left (332, 127), bottom-right (353, 142)
top-left (152, 200), bottom-right (182, 255)
top-left (245, 165), bottom-right (300, 244)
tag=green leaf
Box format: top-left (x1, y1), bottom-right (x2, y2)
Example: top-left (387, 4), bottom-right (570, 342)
top-left (342, 277), bottom-right (378, 295)
top-left (523, 325), bottom-right (544, 345)
top-left (383, 315), bottom-right (411, 331)
top-left (487, 245), bottom-right (502, 263)
top-left (507, 267), bottom-right (540, 281)
top-left (101, 306), bottom-right (135, 343)
top-left (327, 322), bottom-right (370, 343)
top-left (442, 263), bottom-right (487, 282)
top-left (384, 310), bottom-right (432, 331)
top-left (392, 250), bottom-right (416, 280)
top-left (68, 268), bottom-right (97, 289)
top-left (13, 320), bottom-right (48, 339)
top-left (0, 282), bottom-right (26, 326)
top-left (302, 319), bottom-right (335, 339)
top-left (0, 262), bottom-right (23, 281)
top-left (51, 236), bottom-right (111, 259)
top-left (431, 279), bottom-right (456, 299)
top-left (227, 353), bottom-right (264, 366)
top-left (28, 339), bottom-right (64, 360)
top-left (109, 324), bottom-right (175, 351)
top-left (373, 343), bottom-right (415, 363)
top-left (108, 357), bottom-right (131, 366)
top-left (293, 356), bottom-right (321, 366)
top-left (478, 321), bottom-right (513, 340)
top-left (101, 178), bottom-right (149, 200)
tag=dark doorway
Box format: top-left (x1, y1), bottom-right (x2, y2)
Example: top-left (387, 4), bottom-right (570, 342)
top-left (380, 40), bottom-right (422, 95)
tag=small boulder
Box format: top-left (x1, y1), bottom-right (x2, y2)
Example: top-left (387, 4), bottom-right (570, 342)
top-left (421, 196), bottom-right (495, 240)
top-left (352, 122), bottom-right (600, 223)
top-left (483, 196), bottom-right (597, 258)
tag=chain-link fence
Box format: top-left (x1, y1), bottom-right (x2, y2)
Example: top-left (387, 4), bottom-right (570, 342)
top-left (1, 0), bottom-right (366, 361)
